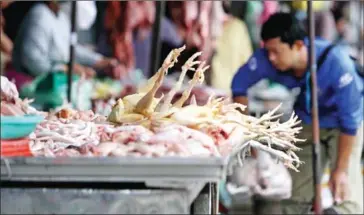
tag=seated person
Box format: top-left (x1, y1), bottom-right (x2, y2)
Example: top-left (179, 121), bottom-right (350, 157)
top-left (11, 1), bottom-right (120, 90)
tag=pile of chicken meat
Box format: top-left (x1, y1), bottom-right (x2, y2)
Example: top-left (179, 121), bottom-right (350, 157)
top-left (1, 46), bottom-right (305, 171)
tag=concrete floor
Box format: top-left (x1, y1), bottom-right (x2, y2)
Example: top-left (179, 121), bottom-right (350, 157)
top-left (228, 161), bottom-right (364, 214)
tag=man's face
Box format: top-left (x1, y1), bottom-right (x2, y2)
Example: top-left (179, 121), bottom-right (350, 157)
top-left (264, 38), bottom-right (301, 71)
top-left (48, 1), bottom-right (61, 14)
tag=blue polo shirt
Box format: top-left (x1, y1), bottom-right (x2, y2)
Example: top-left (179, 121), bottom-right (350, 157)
top-left (231, 38), bottom-right (363, 135)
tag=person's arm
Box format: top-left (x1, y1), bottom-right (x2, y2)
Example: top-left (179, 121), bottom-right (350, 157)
top-left (328, 53), bottom-right (363, 203)
top-left (332, 60), bottom-right (363, 172)
top-left (74, 44), bottom-right (104, 68)
top-left (231, 49), bottom-right (275, 114)
top-left (0, 9), bottom-right (13, 55)
top-left (0, 30), bottom-right (13, 55)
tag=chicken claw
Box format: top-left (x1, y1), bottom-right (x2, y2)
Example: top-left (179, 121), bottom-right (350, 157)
top-left (134, 68), bottom-right (165, 116)
top-left (138, 45), bottom-right (186, 94)
top-left (159, 52), bottom-right (201, 113)
top-left (173, 61), bottom-right (209, 108)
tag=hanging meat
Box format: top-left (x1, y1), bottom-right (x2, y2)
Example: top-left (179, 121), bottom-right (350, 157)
top-left (104, 1), bottom-right (155, 76)
top-left (167, 1), bottom-right (226, 62)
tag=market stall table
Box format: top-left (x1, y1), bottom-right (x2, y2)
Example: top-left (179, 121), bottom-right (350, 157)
top-left (1, 45), bottom-right (306, 214)
top-left (1, 156), bottom-right (227, 214)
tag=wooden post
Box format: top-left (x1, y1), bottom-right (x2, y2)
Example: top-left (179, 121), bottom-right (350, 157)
top-left (307, 1), bottom-right (322, 214)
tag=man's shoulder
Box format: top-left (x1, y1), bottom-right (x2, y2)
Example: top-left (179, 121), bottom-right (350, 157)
top-left (26, 4), bottom-right (53, 22)
top-left (248, 48), bottom-right (269, 66)
top-left (315, 39), bottom-right (354, 72)
top-left (326, 45), bottom-right (356, 71)
top-left (243, 48), bottom-right (273, 72)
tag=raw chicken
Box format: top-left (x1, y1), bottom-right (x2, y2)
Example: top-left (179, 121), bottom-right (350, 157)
top-left (1, 76), bottom-right (42, 116)
top-left (27, 48), bottom-right (304, 173)
top-left (1, 76), bottom-right (19, 102)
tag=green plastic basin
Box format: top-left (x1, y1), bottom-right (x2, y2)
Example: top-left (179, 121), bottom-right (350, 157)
top-left (0, 115), bottom-right (45, 140)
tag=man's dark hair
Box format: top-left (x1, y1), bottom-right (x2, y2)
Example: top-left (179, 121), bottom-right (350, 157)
top-left (331, 2), bottom-right (349, 22)
top-left (261, 12), bottom-right (307, 46)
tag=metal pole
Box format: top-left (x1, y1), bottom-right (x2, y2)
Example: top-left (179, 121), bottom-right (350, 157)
top-left (67, 1), bottom-right (77, 103)
top-left (210, 182), bottom-right (219, 215)
top-left (307, 1), bottom-right (322, 214)
top-left (149, 0), bottom-right (165, 77)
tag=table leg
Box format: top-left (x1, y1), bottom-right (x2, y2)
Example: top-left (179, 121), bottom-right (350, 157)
top-left (191, 184), bottom-right (210, 214)
top-left (210, 182), bottom-right (219, 215)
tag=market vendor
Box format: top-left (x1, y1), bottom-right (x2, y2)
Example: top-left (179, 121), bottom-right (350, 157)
top-left (11, 1), bottom-right (121, 90)
top-left (231, 12), bottom-right (363, 214)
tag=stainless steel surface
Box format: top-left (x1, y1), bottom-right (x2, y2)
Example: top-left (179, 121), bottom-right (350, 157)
top-left (1, 157), bottom-right (227, 184)
top-left (1, 157), bottom-right (225, 214)
top-left (0, 188), bottom-right (189, 214)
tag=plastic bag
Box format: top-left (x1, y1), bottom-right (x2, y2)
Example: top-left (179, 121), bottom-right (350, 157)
top-left (254, 151), bottom-right (292, 200)
top-left (19, 73), bottom-right (93, 111)
top-left (19, 73), bottom-right (48, 101)
top-left (228, 151), bottom-right (292, 201)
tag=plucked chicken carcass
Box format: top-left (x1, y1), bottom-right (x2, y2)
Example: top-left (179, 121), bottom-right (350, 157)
top-left (106, 46), bottom-right (304, 171)
top-left (1, 76), bottom-right (19, 102)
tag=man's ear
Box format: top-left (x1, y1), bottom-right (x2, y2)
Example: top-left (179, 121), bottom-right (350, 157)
top-left (293, 40), bottom-right (305, 50)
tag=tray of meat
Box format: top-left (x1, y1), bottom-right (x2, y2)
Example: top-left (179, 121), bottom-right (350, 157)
top-left (0, 156), bottom-right (228, 184)
top-left (0, 109), bottom-right (228, 184)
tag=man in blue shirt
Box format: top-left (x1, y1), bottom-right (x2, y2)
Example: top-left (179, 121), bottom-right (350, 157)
top-left (232, 12), bottom-right (363, 214)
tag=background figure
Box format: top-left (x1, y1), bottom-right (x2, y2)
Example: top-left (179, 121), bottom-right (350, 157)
top-left (59, 1), bottom-right (97, 32)
top-left (331, 1), bottom-right (363, 60)
top-left (100, 1), bottom-right (183, 78)
top-left (10, 1), bottom-right (118, 90)
top-left (231, 12), bottom-right (363, 214)
top-left (160, 0), bottom-right (226, 82)
top-left (210, 1), bottom-right (253, 93)
top-left (289, 1), bottom-right (337, 42)
top-left (1, 1), bottom-right (36, 41)
top-left (0, 1), bottom-right (14, 75)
